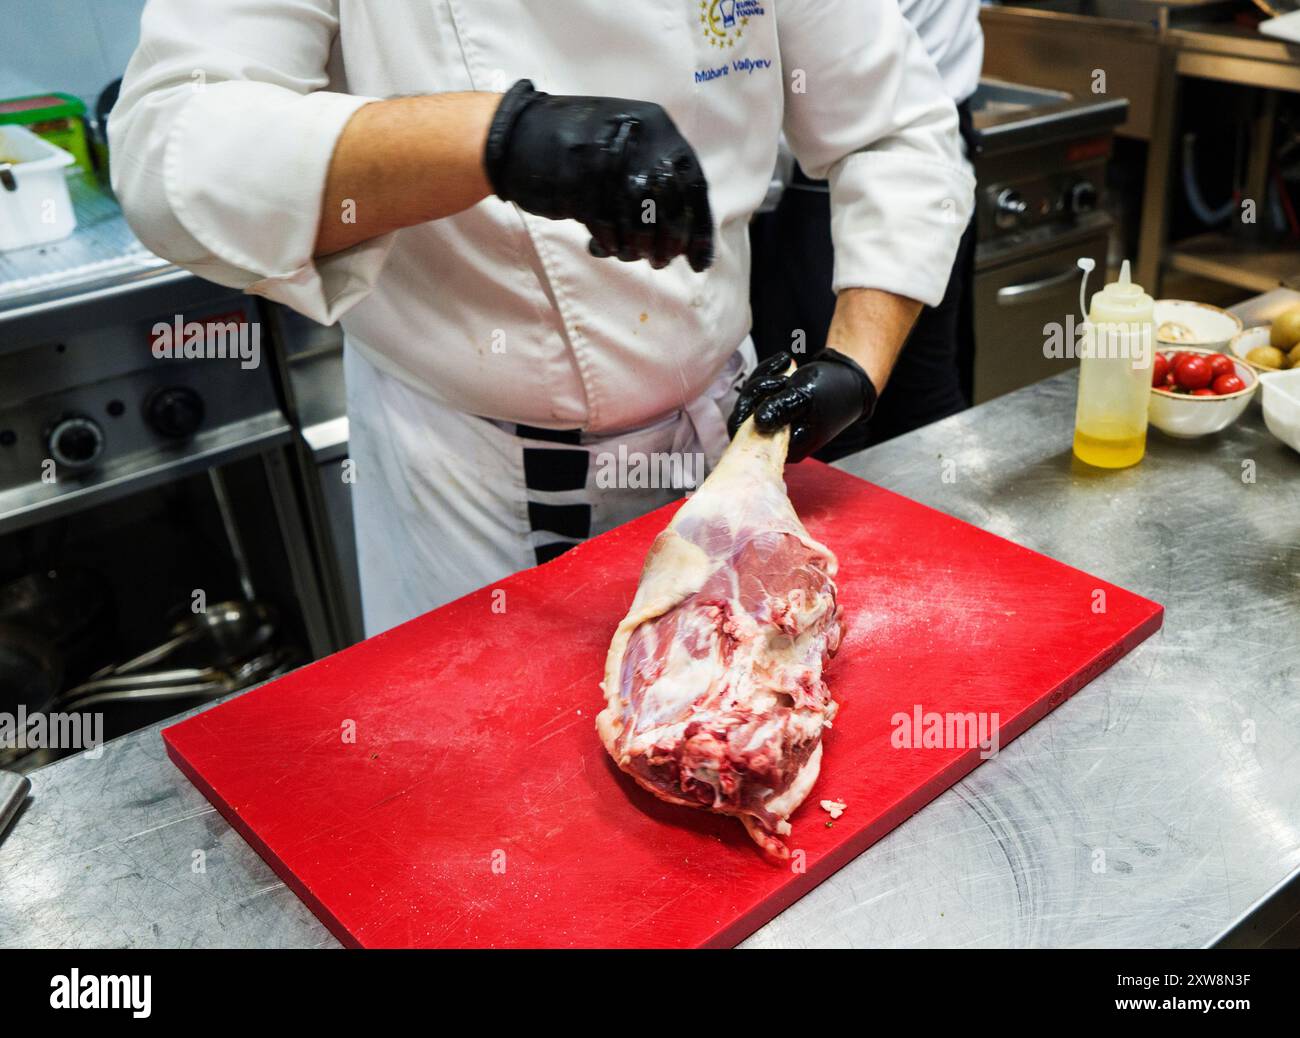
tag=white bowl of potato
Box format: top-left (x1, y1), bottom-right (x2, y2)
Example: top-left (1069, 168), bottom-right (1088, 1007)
top-left (1231, 304), bottom-right (1300, 374)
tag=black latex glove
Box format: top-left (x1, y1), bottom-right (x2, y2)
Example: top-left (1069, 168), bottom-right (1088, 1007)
top-left (484, 79), bottom-right (714, 272)
top-left (727, 349), bottom-right (879, 463)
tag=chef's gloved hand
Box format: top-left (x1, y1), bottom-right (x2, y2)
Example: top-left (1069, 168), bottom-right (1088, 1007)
top-left (727, 349), bottom-right (879, 463)
top-left (484, 79), bottom-right (714, 272)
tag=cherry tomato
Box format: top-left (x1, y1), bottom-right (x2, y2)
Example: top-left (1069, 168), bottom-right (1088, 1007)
top-left (1191, 388), bottom-right (1216, 397)
top-left (1212, 373), bottom-right (1245, 395)
top-left (1207, 353), bottom-right (1235, 379)
top-left (1174, 354), bottom-right (1213, 390)
top-left (1152, 353), bottom-right (1170, 387)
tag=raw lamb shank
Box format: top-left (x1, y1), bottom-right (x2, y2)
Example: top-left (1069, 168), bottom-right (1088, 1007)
top-left (597, 414), bottom-right (843, 859)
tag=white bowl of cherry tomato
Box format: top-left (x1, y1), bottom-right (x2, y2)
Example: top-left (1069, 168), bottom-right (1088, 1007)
top-left (1149, 347), bottom-right (1258, 439)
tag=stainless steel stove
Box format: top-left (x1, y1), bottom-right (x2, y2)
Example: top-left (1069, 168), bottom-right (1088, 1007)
top-left (969, 79), bottom-right (1129, 402)
top-left (0, 174), bottom-right (290, 532)
top-left (0, 176), bottom-right (336, 760)
top-left (0, 286), bottom-right (286, 534)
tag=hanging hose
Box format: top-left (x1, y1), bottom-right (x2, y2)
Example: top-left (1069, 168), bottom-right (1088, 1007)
top-left (1182, 132), bottom-right (1235, 227)
top-left (1275, 166), bottom-right (1299, 238)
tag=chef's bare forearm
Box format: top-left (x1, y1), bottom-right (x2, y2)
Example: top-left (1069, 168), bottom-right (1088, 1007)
top-left (824, 287), bottom-right (922, 392)
top-left (315, 93), bottom-right (498, 257)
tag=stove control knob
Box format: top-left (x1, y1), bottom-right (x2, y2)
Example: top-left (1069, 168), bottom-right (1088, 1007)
top-left (994, 188), bottom-right (1028, 229)
top-left (1068, 180), bottom-right (1099, 215)
top-left (145, 386), bottom-right (205, 440)
top-left (48, 415), bottom-right (105, 470)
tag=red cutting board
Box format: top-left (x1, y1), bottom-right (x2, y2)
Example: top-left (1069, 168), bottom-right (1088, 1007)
top-left (164, 462), bottom-right (1162, 948)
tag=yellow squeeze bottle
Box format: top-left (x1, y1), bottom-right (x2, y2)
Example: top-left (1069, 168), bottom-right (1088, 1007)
top-left (1072, 259), bottom-right (1153, 469)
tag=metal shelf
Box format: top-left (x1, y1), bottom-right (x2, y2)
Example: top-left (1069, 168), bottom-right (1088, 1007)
top-left (0, 412), bottom-right (293, 537)
top-left (1166, 231), bottom-right (1300, 293)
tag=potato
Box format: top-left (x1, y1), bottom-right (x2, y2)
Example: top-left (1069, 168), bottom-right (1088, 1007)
top-left (1289, 342), bottom-right (1300, 368)
top-left (1269, 306), bottom-right (1300, 349)
top-left (1247, 345), bottom-right (1287, 370)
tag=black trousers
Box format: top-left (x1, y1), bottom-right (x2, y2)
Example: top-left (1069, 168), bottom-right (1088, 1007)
top-left (748, 106), bottom-right (978, 461)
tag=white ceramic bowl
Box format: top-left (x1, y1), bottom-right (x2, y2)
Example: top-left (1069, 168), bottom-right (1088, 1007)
top-left (1230, 325), bottom-right (1294, 378)
top-left (1154, 300), bottom-right (1243, 351)
top-left (1228, 327), bottom-right (1277, 407)
top-left (1260, 368), bottom-right (1300, 455)
top-left (1149, 346), bottom-right (1257, 438)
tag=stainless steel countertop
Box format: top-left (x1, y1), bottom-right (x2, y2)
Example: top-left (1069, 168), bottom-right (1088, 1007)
top-left (2, 370), bottom-right (1297, 948)
top-left (0, 172), bottom-right (177, 322)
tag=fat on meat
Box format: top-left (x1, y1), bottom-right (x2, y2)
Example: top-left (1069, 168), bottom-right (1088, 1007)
top-left (597, 414), bottom-right (843, 859)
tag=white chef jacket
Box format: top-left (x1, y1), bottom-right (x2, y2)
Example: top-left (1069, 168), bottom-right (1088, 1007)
top-left (897, 0), bottom-right (984, 104)
top-left (110, 0), bottom-right (974, 437)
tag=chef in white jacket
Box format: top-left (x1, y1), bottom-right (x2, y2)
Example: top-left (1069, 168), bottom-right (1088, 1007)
top-left (110, 0), bottom-right (973, 635)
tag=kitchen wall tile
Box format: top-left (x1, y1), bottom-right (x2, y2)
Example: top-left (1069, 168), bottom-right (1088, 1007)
top-left (0, 0), bottom-right (146, 111)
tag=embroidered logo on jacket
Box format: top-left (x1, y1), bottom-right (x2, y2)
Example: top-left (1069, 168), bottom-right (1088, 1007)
top-left (698, 0), bottom-right (766, 49)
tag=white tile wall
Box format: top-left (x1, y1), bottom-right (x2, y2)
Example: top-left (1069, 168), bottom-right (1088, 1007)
top-left (0, 0), bottom-right (147, 112)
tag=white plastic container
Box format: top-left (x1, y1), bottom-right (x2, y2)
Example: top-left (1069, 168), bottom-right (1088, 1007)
top-left (1260, 369), bottom-right (1300, 455)
top-left (0, 124), bottom-right (77, 251)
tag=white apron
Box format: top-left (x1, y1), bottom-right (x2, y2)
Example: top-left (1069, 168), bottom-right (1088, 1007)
top-left (345, 341), bottom-right (755, 635)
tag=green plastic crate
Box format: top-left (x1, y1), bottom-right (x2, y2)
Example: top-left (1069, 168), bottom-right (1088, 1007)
top-left (0, 92), bottom-right (93, 174)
